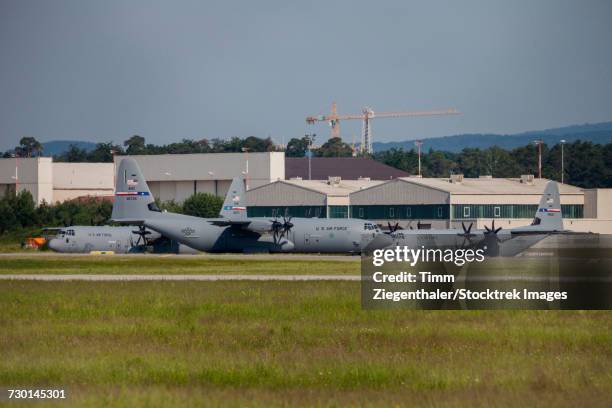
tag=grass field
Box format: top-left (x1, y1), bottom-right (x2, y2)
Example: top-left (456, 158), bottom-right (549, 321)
top-left (0, 258), bottom-right (611, 407)
top-left (0, 255), bottom-right (359, 275)
top-left (0, 228), bottom-right (44, 253)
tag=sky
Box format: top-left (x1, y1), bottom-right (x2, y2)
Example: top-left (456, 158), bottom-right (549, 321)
top-left (1, 0), bottom-right (611, 151)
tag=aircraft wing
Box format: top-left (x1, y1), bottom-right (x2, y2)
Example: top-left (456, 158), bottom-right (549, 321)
top-left (208, 219), bottom-right (252, 228)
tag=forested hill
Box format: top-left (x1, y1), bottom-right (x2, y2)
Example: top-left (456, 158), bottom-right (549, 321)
top-left (373, 122), bottom-right (612, 153)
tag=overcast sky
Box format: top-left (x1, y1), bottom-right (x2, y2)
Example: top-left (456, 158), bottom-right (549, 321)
top-left (1, 0), bottom-right (611, 150)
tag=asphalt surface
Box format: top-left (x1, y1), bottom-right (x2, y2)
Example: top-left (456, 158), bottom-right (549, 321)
top-left (0, 252), bottom-right (359, 262)
top-left (0, 274), bottom-right (361, 281)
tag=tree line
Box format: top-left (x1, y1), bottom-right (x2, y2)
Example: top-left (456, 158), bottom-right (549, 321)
top-left (0, 191), bottom-right (223, 234)
top-left (373, 141), bottom-right (612, 189)
top-left (3, 135), bottom-right (610, 188)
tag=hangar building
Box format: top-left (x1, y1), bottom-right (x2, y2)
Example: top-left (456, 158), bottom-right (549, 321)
top-left (245, 174), bottom-right (612, 233)
top-left (0, 157), bottom-right (113, 204)
top-left (0, 152), bottom-right (284, 204)
top-left (247, 177), bottom-right (384, 218)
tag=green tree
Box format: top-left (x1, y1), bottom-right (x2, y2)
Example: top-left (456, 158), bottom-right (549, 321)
top-left (87, 142), bottom-right (124, 162)
top-left (124, 135), bottom-right (146, 155)
top-left (242, 136), bottom-right (275, 152)
top-left (16, 136), bottom-right (43, 157)
top-left (374, 148), bottom-right (418, 173)
top-left (0, 199), bottom-right (17, 233)
top-left (35, 200), bottom-right (55, 226)
top-left (182, 193), bottom-right (223, 218)
top-left (286, 136), bottom-right (311, 157)
top-left (57, 144), bottom-right (89, 162)
top-left (12, 191), bottom-right (36, 228)
top-left (316, 137), bottom-right (353, 157)
top-left (155, 198), bottom-right (184, 214)
top-left (425, 150), bottom-right (456, 177)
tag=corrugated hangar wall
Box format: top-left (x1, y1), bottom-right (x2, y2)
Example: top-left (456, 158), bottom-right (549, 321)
top-left (247, 182), bottom-right (326, 206)
top-left (246, 181), bottom-right (328, 218)
top-left (350, 179), bottom-right (450, 205)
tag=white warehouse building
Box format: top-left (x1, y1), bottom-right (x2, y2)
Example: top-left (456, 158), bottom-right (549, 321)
top-left (0, 152), bottom-right (284, 204)
top-left (117, 152), bottom-right (284, 202)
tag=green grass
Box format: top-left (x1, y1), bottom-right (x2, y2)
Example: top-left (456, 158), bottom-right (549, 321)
top-left (0, 228), bottom-right (45, 253)
top-left (1, 279), bottom-right (611, 407)
top-left (0, 256), bottom-right (359, 275)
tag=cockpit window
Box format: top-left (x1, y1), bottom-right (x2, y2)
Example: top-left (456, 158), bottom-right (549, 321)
top-left (363, 223), bottom-right (378, 231)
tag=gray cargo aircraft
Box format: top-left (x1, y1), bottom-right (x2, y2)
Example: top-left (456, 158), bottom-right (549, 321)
top-left (370, 181), bottom-right (571, 255)
top-left (47, 225), bottom-right (199, 254)
top-left (111, 158), bottom-right (381, 253)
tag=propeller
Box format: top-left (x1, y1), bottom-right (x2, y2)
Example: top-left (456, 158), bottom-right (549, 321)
top-left (384, 222), bottom-right (402, 235)
top-left (482, 220), bottom-right (503, 255)
top-left (484, 220), bottom-right (502, 235)
top-left (455, 222), bottom-right (475, 248)
top-left (270, 215), bottom-right (294, 244)
top-left (460, 222), bottom-right (474, 236)
top-left (132, 225), bottom-right (152, 247)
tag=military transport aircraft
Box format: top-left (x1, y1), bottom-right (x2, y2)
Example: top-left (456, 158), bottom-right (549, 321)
top-left (111, 158), bottom-right (381, 253)
top-left (46, 225), bottom-right (199, 254)
top-left (369, 180), bottom-right (572, 256)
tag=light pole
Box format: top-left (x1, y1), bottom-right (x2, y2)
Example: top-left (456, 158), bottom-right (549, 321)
top-left (534, 140), bottom-right (543, 179)
top-left (11, 153), bottom-right (19, 196)
top-left (307, 134), bottom-right (316, 180)
top-left (560, 140), bottom-right (566, 184)
top-left (414, 140), bottom-right (423, 176)
top-left (241, 147), bottom-right (250, 190)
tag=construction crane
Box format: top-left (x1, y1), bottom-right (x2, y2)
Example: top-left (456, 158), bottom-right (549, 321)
top-left (306, 102), bottom-right (459, 154)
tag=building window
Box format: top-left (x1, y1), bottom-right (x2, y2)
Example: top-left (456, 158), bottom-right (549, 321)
top-left (329, 206), bottom-right (349, 218)
top-left (463, 206), bottom-right (470, 218)
top-left (494, 206), bottom-right (501, 217)
top-left (359, 208), bottom-right (364, 218)
top-left (437, 207), bottom-right (443, 218)
top-left (389, 207), bottom-right (394, 218)
top-left (406, 207), bottom-right (411, 218)
top-left (271, 209), bottom-right (276, 217)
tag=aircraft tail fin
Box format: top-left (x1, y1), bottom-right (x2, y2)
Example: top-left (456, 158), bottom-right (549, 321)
top-left (220, 177), bottom-right (248, 221)
top-left (111, 158), bottom-right (159, 223)
top-left (531, 181), bottom-right (564, 231)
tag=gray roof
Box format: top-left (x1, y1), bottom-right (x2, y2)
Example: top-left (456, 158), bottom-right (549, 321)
top-left (398, 177), bottom-right (583, 195)
top-left (285, 157), bottom-right (409, 180)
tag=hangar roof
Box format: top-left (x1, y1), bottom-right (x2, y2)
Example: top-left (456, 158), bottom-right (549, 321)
top-left (285, 157), bottom-right (409, 180)
top-left (398, 177), bottom-right (584, 195)
top-left (247, 178), bottom-right (385, 206)
top-left (281, 178), bottom-right (385, 196)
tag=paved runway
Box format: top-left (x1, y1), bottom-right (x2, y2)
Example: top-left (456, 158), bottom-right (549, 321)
top-left (0, 252), bottom-right (359, 262)
top-left (0, 274), bottom-right (361, 281)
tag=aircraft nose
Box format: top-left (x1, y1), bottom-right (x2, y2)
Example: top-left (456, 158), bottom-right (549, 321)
top-left (48, 238), bottom-right (59, 252)
top-left (279, 239), bottom-right (294, 252)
